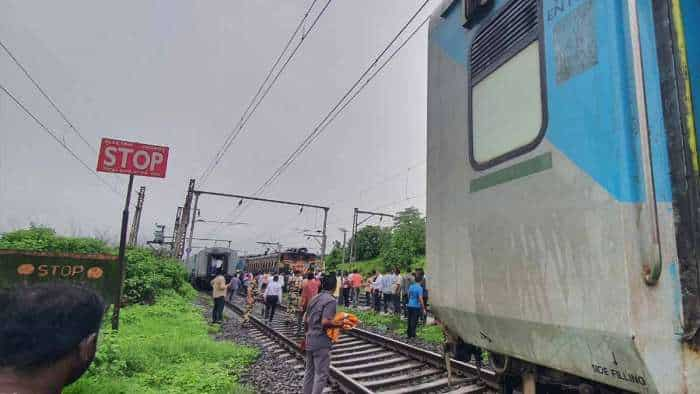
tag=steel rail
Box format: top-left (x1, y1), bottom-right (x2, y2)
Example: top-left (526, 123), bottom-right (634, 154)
top-left (223, 299), bottom-right (371, 393)
top-left (220, 294), bottom-right (496, 392)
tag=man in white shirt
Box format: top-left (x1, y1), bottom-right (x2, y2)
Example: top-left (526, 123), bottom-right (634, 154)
top-left (372, 272), bottom-right (383, 313)
top-left (263, 275), bottom-right (283, 323)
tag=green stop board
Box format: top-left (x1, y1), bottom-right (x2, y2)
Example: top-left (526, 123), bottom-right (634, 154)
top-left (0, 249), bottom-right (120, 305)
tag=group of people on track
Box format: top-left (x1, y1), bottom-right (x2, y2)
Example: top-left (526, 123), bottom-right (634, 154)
top-left (209, 264), bottom-right (428, 393)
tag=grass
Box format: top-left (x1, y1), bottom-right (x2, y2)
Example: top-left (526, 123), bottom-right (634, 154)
top-left (335, 255), bottom-right (426, 276)
top-left (339, 305), bottom-right (444, 344)
top-left (65, 290), bottom-right (258, 394)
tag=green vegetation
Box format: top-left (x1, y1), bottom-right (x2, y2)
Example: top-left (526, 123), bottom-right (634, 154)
top-left (336, 255), bottom-right (426, 276)
top-left (339, 306), bottom-right (444, 344)
top-left (0, 226), bottom-right (112, 254)
top-left (326, 207), bottom-right (426, 273)
top-left (123, 248), bottom-right (190, 305)
top-left (1, 227), bottom-right (259, 393)
top-left (0, 226), bottom-right (190, 305)
top-left (65, 293), bottom-right (258, 394)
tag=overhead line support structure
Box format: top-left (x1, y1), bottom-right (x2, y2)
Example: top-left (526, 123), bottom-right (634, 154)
top-left (350, 208), bottom-right (395, 262)
top-left (186, 189), bottom-right (330, 270)
top-left (128, 186), bottom-right (146, 247)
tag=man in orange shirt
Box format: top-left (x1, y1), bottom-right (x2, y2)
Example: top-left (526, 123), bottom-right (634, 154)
top-left (350, 270), bottom-right (362, 307)
top-left (300, 272), bottom-right (320, 316)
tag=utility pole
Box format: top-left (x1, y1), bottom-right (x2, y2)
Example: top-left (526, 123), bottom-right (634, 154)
top-left (173, 179), bottom-right (195, 259)
top-left (350, 208), bottom-right (395, 262)
top-left (128, 186), bottom-right (146, 247)
top-left (186, 192), bottom-right (200, 261)
top-left (339, 227), bottom-right (348, 264)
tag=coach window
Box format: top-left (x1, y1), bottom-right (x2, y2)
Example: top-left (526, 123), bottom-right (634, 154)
top-left (468, 0), bottom-right (546, 170)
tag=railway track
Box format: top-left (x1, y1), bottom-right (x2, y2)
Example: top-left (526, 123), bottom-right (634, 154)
top-left (223, 294), bottom-right (499, 393)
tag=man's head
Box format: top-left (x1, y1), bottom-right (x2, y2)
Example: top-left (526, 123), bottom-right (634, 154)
top-left (320, 273), bottom-right (337, 292)
top-left (0, 282), bottom-right (105, 388)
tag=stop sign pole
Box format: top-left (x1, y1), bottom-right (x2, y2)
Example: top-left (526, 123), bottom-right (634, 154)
top-left (96, 138), bottom-right (169, 329)
top-left (112, 174), bottom-right (134, 330)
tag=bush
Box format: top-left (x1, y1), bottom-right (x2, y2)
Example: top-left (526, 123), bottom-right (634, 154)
top-left (65, 294), bottom-right (259, 394)
top-left (123, 248), bottom-right (189, 305)
top-left (0, 226), bottom-right (112, 254)
top-left (0, 227), bottom-right (189, 305)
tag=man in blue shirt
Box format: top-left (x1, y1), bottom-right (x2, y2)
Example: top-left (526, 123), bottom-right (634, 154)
top-left (406, 273), bottom-right (426, 338)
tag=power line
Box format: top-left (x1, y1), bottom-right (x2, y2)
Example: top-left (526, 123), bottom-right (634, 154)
top-left (252, 11), bottom-right (431, 197)
top-left (198, 0), bottom-right (333, 186)
top-left (0, 82), bottom-right (121, 197)
top-left (0, 40), bottom-right (98, 154)
top-left (206, 1), bottom-right (431, 237)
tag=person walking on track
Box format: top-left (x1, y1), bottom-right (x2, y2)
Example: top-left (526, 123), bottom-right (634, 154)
top-left (242, 276), bottom-right (259, 327)
top-left (264, 275), bottom-right (282, 324)
top-left (406, 273), bottom-right (426, 338)
top-left (303, 274), bottom-right (343, 394)
top-left (287, 272), bottom-right (303, 332)
top-left (227, 273), bottom-right (240, 302)
top-left (210, 267), bottom-right (227, 324)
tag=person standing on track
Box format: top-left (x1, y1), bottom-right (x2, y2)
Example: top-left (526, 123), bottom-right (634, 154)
top-left (350, 269), bottom-right (362, 307)
top-left (264, 275), bottom-right (282, 324)
top-left (380, 269), bottom-right (396, 314)
top-left (400, 269), bottom-right (415, 318)
top-left (210, 267), bottom-right (227, 324)
top-left (242, 276), bottom-right (259, 327)
top-left (227, 273), bottom-right (240, 302)
top-left (300, 272), bottom-right (320, 327)
top-left (364, 271), bottom-right (375, 307)
top-left (287, 271), bottom-right (303, 332)
top-left (372, 271), bottom-right (383, 312)
top-left (341, 271), bottom-right (351, 307)
top-left (303, 274), bottom-right (343, 394)
top-left (392, 267), bottom-right (402, 315)
top-left (406, 273), bottom-right (426, 338)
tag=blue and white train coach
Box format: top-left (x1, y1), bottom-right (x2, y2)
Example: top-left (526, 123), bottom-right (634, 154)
top-left (427, 0), bottom-right (700, 392)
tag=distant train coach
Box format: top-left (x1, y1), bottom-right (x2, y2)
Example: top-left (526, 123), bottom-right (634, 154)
top-left (428, 0), bottom-right (700, 392)
top-left (184, 247), bottom-right (238, 289)
top-left (243, 247), bottom-right (318, 273)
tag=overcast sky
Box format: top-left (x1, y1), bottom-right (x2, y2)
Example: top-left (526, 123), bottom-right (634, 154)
top-left (0, 0), bottom-right (430, 255)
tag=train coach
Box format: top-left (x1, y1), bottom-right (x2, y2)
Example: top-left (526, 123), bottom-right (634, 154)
top-left (427, 0), bottom-right (699, 393)
top-left (184, 247), bottom-right (238, 289)
top-left (243, 247), bottom-right (318, 274)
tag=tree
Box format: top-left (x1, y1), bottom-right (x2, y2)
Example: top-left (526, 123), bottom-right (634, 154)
top-left (349, 225), bottom-right (391, 261)
top-left (381, 207), bottom-right (425, 270)
top-left (324, 240), bottom-right (345, 271)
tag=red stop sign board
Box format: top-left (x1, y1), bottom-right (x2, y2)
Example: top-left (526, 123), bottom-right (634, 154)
top-left (96, 138), bottom-right (169, 178)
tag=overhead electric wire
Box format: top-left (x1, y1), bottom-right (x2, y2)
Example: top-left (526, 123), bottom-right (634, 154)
top-left (198, 0), bottom-right (333, 186)
top-left (0, 40), bottom-right (98, 154)
top-left (208, 2), bottom-right (432, 241)
top-left (0, 82), bottom-right (121, 197)
top-left (252, 5), bottom-right (431, 196)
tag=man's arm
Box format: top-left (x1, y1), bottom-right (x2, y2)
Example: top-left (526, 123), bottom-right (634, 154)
top-left (321, 301), bottom-right (343, 329)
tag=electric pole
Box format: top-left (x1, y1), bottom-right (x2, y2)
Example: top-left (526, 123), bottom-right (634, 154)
top-left (350, 208), bottom-right (395, 262)
top-left (339, 227), bottom-right (348, 264)
top-left (173, 179), bottom-right (195, 259)
top-left (128, 186), bottom-right (146, 247)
